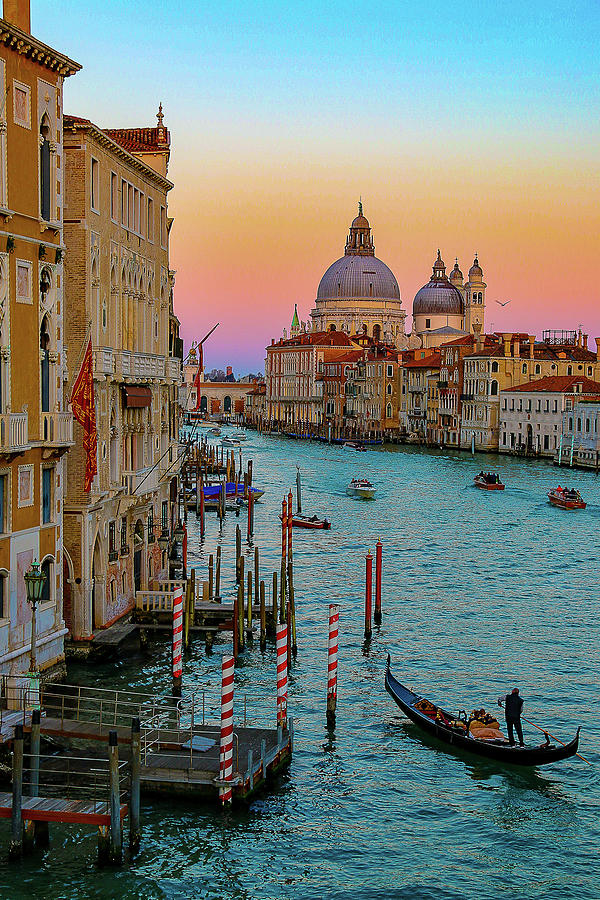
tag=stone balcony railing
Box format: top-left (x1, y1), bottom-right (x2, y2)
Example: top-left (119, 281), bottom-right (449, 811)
top-left (41, 411), bottom-right (74, 447)
top-left (121, 465), bottom-right (160, 497)
top-left (93, 348), bottom-right (116, 376)
top-left (166, 357), bottom-right (182, 381)
top-left (118, 351), bottom-right (165, 380)
top-left (0, 412), bottom-right (29, 453)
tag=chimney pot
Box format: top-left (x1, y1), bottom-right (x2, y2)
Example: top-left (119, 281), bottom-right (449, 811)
top-left (3, 0), bottom-right (30, 32)
top-left (596, 338), bottom-right (600, 363)
top-left (583, 333), bottom-right (588, 351)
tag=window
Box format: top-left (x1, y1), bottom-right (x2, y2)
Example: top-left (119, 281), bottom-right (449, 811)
top-left (0, 570), bottom-right (6, 618)
top-left (387, 383), bottom-right (392, 395)
top-left (91, 158), bottom-right (99, 212)
top-left (160, 206), bottom-right (167, 248)
top-left (147, 509), bottom-right (154, 542)
top-left (161, 500), bottom-right (168, 532)
top-left (425, 319), bottom-right (431, 329)
top-left (535, 364), bottom-right (541, 375)
top-left (109, 521), bottom-right (117, 558)
top-left (544, 434), bottom-right (549, 450)
top-left (40, 558), bottom-right (53, 605)
top-left (110, 172), bottom-right (117, 221)
top-left (13, 81), bottom-right (31, 129)
top-left (522, 364), bottom-right (527, 374)
top-left (42, 467), bottom-right (53, 524)
top-left (526, 399), bottom-right (531, 412)
top-left (40, 116), bottom-right (51, 220)
top-left (121, 179), bottom-right (127, 226)
top-left (121, 516), bottom-right (128, 550)
top-left (387, 365), bottom-right (393, 377)
top-left (0, 473), bottom-right (7, 533)
top-left (567, 366), bottom-right (573, 376)
top-left (585, 418), bottom-right (590, 433)
top-left (490, 381), bottom-right (498, 396)
top-left (502, 398), bottom-right (507, 410)
top-left (491, 361), bottom-right (499, 373)
top-left (587, 367), bottom-right (592, 377)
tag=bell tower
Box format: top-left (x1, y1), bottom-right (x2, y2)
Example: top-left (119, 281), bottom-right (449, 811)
top-left (464, 254), bottom-right (486, 334)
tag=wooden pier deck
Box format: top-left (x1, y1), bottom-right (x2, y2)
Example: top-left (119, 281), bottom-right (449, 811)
top-left (0, 793), bottom-right (127, 826)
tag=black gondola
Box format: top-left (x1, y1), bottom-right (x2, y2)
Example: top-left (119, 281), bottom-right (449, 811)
top-left (385, 655), bottom-right (580, 767)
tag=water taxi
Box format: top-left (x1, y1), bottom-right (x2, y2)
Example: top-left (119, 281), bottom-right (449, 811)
top-left (221, 437), bottom-right (240, 447)
top-left (281, 513), bottom-right (331, 530)
top-left (231, 430), bottom-right (247, 441)
top-left (346, 478), bottom-right (375, 499)
top-left (474, 473), bottom-right (505, 490)
top-left (547, 487), bottom-right (586, 510)
top-left (342, 441), bottom-right (367, 452)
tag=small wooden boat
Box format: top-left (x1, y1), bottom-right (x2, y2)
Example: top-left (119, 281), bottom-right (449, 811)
top-left (385, 655), bottom-right (581, 767)
top-left (280, 513), bottom-right (331, 530)
top-left (547, 487), bottom-right (586, 510)
top-left (346, 478), bottom-right (375, 499)
top-left (231, 430), bottom-right (247, 441)
top-left (474, 474), bottom-right (505, 490)
top-left (221, 437), bottom-right (240, 447)
top-left (210, 427), bottom-right (221, 436)
top-left (342, 441), bottom-right (367, 452)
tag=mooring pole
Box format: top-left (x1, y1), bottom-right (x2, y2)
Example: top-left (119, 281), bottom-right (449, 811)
top-left (9, 724), bottom-right (24, 859)
top-left (172, 586), bottom-right (183, 698)
top-left (208, 554), bottom-right (214, 603)
top-left (29, 707), bottom-right (47, 847)
top-left (374, 540), bottom-right (382, 625)
top-left (108, 730), bottom-right (122, 864)
top-left (247, 571), bottom-right (253, 639)
top-left (237, 565), bottom-right (245, 652)
top-left (287, 490), bottom-right (293, 559)
top-left (254, 546), bottom-right (259, 610)
top-left (365, 550), bottom-right (373, 640)
top-left (215, 545), bottom-right (222, 602)
top-left (130, 718), bottom-right (141, 854)
top-left (199, 476), bottom-right (205, 539)
top-left (276, 623), bottom-right (288, 729)
top-left (326, 604), bottom-right (339, 728)
top-left (236, 525), bottom-right (242, 584)
top-left (219, 655), bottom-right (235, 806)
top-left (260, 580), bottom-right (266, 651)
top-left (288, 558), bottom-right (297, 656)
top-left (271, 571), bottom-right (278, 635)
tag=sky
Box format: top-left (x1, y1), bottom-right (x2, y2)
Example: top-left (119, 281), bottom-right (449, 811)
top-left (34, 0), bottom-right (599, 372)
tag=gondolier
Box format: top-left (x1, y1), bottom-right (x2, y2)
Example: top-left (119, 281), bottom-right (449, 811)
top-left (498, 688), bottom-right (524, 746)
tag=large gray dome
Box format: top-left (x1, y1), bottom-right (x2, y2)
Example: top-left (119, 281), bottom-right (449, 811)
top-left (413, 281), bottom-right (464, 316)
top-left (317, 255), bottom-right (401, 301)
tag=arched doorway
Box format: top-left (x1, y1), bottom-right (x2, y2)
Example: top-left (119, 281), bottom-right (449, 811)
top-left (526, 423), bottom-right (533, 450)
top-left (91, 535), bottom-right (103, 629)
top-left (134, 519), bottom-right (144, 593)
top-left (224, 395), bottom-right (232, 414)
top-left (63, 552), bottom-right (74, 631)
top-left (200, 395), bottom-right (208, 413)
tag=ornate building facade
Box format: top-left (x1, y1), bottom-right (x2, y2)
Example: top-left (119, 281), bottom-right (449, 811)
top-left (63, 110), bottom-right (182, 640)
top-left (0, 3), bottom-right (80, 675)
top-left (310, 204), bottom-right (410, 348)
top-left (412, 252), bottom-right (486, 348)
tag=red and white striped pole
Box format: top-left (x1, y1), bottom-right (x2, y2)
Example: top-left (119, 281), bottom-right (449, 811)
top-left (287, 490), bottom-right (293, 559)
top-left (219, 654), bottom-right (235, 806)
top-left (172, 586), bottom-right (183, 697)
top-left (365, 551), bottom-right (372, 639)
top-left (374, 540), bottom-right (382, 625)
top-left (281, 498), bottom-right (287, 561)
top-left (326, 603), bottom-right (339, 727)
top-left (276, 623), bottom-right (288, 729)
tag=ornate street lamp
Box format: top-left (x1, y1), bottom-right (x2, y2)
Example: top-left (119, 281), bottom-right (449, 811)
top-left (24, 560), bottom-right (46, 674)
top-left (157, 532), bottom-right (169, 553)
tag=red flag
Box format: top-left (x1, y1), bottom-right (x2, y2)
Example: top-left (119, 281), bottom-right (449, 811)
top-left (70, 338), bottom-right (97, 492)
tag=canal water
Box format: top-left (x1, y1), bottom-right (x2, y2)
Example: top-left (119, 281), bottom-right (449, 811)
top-left (2, 433), bottom-right (599, 899)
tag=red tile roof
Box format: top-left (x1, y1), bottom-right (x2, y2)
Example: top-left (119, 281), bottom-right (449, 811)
top-left (271, 331), bottom-right (354, 348)
top-left (403, 353), bottom-right (441, 369)
top-left (104, 126), bottom-right (169, 153)
top-left (508, 376), bottom-right (600, 393)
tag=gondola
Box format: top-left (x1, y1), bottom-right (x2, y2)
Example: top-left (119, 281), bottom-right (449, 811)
top-left (385, 655), bottom-right (580, 766)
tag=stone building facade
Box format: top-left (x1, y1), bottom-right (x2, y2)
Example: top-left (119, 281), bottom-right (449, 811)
top-left (63, 110), bottom-right (182, 639)
top-left (0, 4), bottom-right (80, 675)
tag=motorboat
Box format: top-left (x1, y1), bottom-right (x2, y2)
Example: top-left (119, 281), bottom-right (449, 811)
top-left (474, 473), bottom-right (505, 490)
top-left (342, 442), bottom-right (367, 452)
top-left (231, 430), bottom-right (247, 441)
top-left (221, 437), bottom-right (240, 447)
top-left (210, 427), bottom-right (221, 436)
top-left (547, 487), bottom-right (586, 510)
top-left (346, 478), bottom-right (375, 499)
top-left (280, 513), bottom-right (331, 530)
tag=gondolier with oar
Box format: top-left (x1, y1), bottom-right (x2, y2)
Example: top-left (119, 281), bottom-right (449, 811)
top-left (498, 688), bottom-right (524, 746)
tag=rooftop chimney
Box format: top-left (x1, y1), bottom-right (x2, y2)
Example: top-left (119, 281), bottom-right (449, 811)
top-left (583, 333), bottom-right (588, 351)
top-left (528, 335), bottom-right (535, 360)
top-left (502, 333), bottom-right (512, 357)
top-left (226, 366), bottom-right (232, 377)
top-left (3, 0), bottom-right (30, 32)
top-left (596, 338), bottom-right (600, 362)
top-left (473, 322), bottom-right (483, 353)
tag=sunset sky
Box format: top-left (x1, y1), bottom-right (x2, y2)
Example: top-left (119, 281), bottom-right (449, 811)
top-left (38, 0), bottom-right (599, 372)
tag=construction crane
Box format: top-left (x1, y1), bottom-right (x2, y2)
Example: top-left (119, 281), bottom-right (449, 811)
top-left (191, 323), bottom-right (219, 410)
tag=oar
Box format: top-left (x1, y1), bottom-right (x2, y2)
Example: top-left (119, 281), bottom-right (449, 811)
top-left (499, 702), bottom-right (591, 765)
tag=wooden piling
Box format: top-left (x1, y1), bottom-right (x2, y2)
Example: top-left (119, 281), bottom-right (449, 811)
top-left (260, 580), bottom-right (266, 650)
top-left (236, 525), bottom-right (242, 583)
top-left (215, 545), bottom-right (222, 601)
top-left (108, 730), bottom-right (122, 864)
top-left (271, 571), bottom-right (278, 634)
top-left (189, 568), bottom-right (196, 627)
top-left (365, 551), bottom-right (373, 639)
top-left (288, 558), bottom-right (297, 656)
top-left (9, 724), bottom-right (23, 859)
top-left (208, 554), bottom-right (214, 603)
top-left (254, 546), bottom-right (259, 609)
top-left (375, 540), bottom-right (382, 625)
top-left (286, 600), bottom-right (292, 668)
top-left (247, 571), bottom-right (253, 637)
top-left (130, 718), bottom-right (141, 854)
top-left (287, 490), bottom-right (293, 558)
top-left (248, 459), bottom-right (253, 487)
top-left (199, 476), bottom-right (205, 538)
top-left (237, 578), bottom-right (245, 651)
top-left (195, 469), bottom-right (201, 516)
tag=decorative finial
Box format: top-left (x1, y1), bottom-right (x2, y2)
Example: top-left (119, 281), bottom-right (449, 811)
top-left (358, 197), bottom-right (363, 217)
top-left (157, 103), bottom-right (164, 127)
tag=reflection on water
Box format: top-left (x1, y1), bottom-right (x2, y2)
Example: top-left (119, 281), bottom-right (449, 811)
top-left (1, 433), bottom-right (599, 899)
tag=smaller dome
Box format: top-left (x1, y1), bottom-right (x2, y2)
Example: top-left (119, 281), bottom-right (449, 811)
top-left (469, 255), bottom-right (483, 279)
top-left (450, 259), bottom-right (463, 283)
top-left (351, 214), bottom-right (370, 228)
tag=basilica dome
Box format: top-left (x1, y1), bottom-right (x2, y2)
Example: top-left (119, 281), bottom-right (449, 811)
top-left (316, 203), bottom-right (401, 302)
top-left (413, 250), bottom-right (463, 316)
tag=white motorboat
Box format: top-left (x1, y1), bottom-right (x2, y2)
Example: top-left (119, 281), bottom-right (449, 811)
top-left (346, 478), bottom-right (376, 499)
top-left (231, 430), bottom-right (247, 440)
top-left (222, 437), bottom-right (240, 447)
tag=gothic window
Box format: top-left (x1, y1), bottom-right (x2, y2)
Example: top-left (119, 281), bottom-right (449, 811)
top-left (535, 364), bottom-right (541, 375)
top-left (40, 315), bottom-right (51, 413)
top-left (40, 115), bottom-right (51, 221)
top-left (40, 557), bottom-right (54, 605)
top-left (567, 365), bottom-right (572, 375)
top-left (491, 361), bottom-right (498, 373)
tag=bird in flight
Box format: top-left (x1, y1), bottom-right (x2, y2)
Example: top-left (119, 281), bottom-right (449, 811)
top-left (495, 299), bottom-right (512, 307)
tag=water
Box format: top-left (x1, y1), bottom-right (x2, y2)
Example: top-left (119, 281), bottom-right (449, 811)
top-left (2, 434), bottom-right (600, 899)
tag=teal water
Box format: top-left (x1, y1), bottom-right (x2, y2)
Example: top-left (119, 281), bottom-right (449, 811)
top-left (2, 434), bottom-right (599, 899)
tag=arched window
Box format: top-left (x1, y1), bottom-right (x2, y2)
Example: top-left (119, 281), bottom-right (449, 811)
top-left (224, 395), bottom-right (232, 413)
top-left (40, 115), bottom-right (51, 221)
top-left (40, 315), bottom-right (51, 413)
top-left (387, 383), bottom-right (392, 395)
top-left (386, 403), bottom-right (392, 418)
top-left (535, 364), bottom-right (541, 375)
top-left (567, 365), bottom-right (573, 375)
top-left (328, 323), bottom-right (336, 332)
top-left (522, 363), bottom-right (527, 374)
top-left (491, 361), bottom-right (498, 373)
top-left (373, 324), bottom-right (381, 341)
top-left (200, 395), bottom-right (208, 413)
top-left (0, 568), bottom-right (8, 618)
top-left (490, 380), bottom-right (498, 396)
top-left (40, 557), bottom-right (54, 605)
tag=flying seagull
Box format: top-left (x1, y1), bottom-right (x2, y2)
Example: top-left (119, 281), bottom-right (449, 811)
top-left (495, 299), bottom-right (512, 307)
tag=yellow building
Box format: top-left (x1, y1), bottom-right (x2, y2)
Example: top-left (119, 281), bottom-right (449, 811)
top-left (0, 2), bottom-right (80, 674)
top-left (63, 110), bottom-right (182, 639)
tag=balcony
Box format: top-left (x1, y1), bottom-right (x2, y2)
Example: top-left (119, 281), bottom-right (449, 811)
top-left (437, 380), bottom-right (448, 389)
top-left (41, 412), bottom-right (74, 449)
top-left (460, 394), bottom-right (474, 402)
top-left (166, 357), bottom-right (182, 382)
top-left (117, 351), bottom-right (165, 380)
top-left (93, 348), bottom-right (116, 377)
top-left (122, 466), bottom-right (160, 497)
top-left (408, 385), bottom-right (426, 393)
top-left (0, 412), bottom-right (29, 454)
